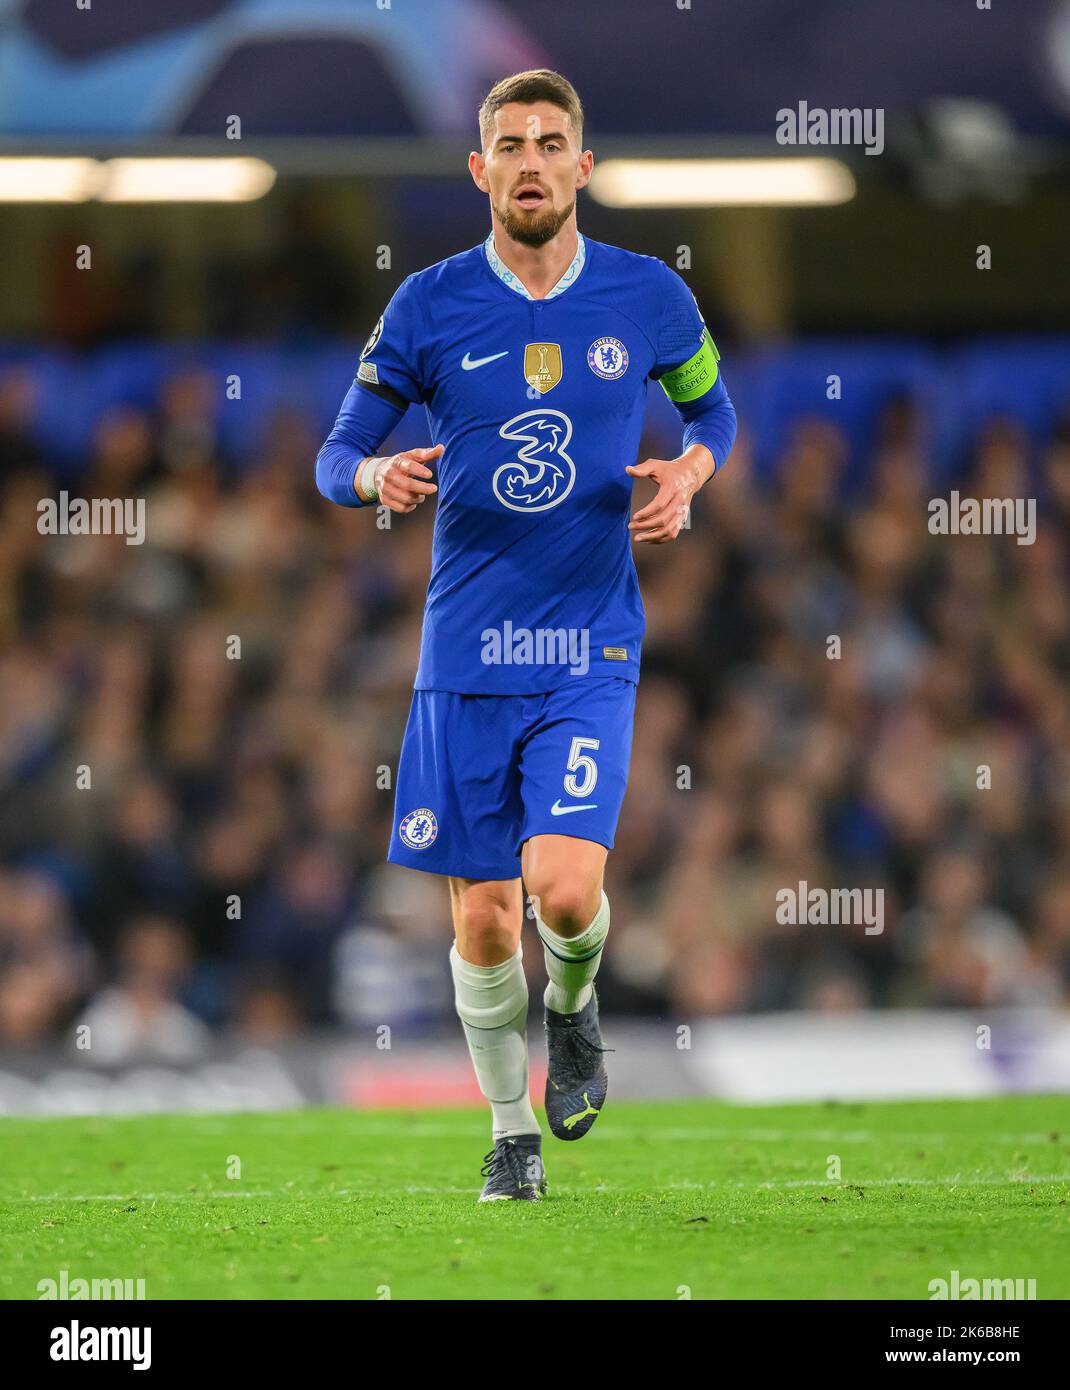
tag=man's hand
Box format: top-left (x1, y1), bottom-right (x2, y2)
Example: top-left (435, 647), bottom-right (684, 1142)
top-left (357, 444), bottom-right (443, 510)
top-left (626, 444), bottom-right (715, 544)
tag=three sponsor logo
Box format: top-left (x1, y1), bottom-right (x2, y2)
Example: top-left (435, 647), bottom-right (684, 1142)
top-left (486, 340), bottom-right (626, 513)
top-left (493, 409), bottom-right (575, 513)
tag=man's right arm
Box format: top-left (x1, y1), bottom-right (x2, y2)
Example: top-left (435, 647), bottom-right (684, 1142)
top-left (317, 271), bottom-right (435, 507)
top-left (315, 382), bottom-right (404, 506)
top-left (315, 382), bottom-right (442, 511)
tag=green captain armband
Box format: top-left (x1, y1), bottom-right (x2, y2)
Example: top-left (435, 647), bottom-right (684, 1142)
top-left (659, 327), bottom-right (720, 402)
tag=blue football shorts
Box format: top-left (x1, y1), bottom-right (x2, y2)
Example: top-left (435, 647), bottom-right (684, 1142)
top-left (387, 677), bottom-right (637, 880)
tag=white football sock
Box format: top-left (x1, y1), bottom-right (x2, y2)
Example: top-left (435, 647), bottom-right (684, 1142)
top-left (535, 890), bottom-right (610, 1015)
top-left (450, 943), bottom-right (538, 1139)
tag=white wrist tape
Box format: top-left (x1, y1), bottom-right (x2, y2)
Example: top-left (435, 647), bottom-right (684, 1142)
top-left (357, 455), bottom-right (383, 502)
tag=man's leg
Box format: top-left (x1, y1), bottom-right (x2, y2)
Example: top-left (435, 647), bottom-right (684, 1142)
top-left (448, 876), bottom-right (539, 1141)
top-left (386, 687), bottom-right (543, 1198)
top-left (522, 834), bottom-right (609, 1014)
top-left (522, 834), bottom-right (612, 1141)
top-left (449, 876), bottom-right (545, 1200)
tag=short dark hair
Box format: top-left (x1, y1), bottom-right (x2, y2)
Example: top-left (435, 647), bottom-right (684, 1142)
top-left (478, 70), bottom-right (584, 151)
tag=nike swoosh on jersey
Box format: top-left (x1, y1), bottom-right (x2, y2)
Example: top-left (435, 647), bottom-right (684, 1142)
top-left (461, 350), bottom-right (509, 370)
top-left (550, 800), bottom-right (598, 815)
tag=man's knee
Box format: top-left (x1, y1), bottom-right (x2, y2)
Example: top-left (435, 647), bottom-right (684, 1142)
top-left (449, 879), bottom-right (521, 963)
top-left (527, 878), bottom-right (602, 938)
top-left (522, 836), bottom-right (607, 939)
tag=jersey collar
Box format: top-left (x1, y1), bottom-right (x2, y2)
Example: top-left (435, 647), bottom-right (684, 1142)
top-left (483, 230), bottom-right (586, 301)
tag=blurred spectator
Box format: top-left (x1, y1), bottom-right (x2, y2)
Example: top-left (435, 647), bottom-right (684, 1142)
top-left (0, 369), bottom-right (45, 477)
top-left (79, 915), bottom-right (210, 1064)
top-left (897, 846), bottom-right (1040, 1007)
top-left (0, 869), bottom-right (90, 1044)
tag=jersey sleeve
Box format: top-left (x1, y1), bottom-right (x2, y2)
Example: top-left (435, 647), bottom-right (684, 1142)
top-left (354, 273), bottom-right (428, 411)
top-left (314, 275), bottom-right (428, 507)
top-left (650, 264), bottom-right (710, 383)
top-left (315, 383), bottom-right (406, 507)
top-left (650, 263), bottom-right (737, 474)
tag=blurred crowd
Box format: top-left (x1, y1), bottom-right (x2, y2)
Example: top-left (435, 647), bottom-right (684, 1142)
top-left (1, 357), bottom-right (1069, 1059)
top-left (36, 199), bottom-right (367, 349)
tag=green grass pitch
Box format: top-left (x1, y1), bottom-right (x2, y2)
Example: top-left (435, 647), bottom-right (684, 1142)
top-left (2, 1096), bottom-right (1067, 1300)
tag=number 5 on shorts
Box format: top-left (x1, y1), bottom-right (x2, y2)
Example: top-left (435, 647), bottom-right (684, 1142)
top-left (564, 736), bottom-right (600, 798)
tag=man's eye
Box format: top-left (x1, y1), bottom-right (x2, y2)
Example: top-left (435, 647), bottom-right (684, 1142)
top-left (545, 144), bottom-right (561, 153)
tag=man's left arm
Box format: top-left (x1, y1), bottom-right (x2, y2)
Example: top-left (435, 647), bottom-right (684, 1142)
top-left (629, 271), bottom-right (737, 544)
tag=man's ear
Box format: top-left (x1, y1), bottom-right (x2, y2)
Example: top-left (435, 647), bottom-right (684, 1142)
top-left (469, 151), bottom-right (489, 192)
top-left (575, 150), bottom-right (594, 190)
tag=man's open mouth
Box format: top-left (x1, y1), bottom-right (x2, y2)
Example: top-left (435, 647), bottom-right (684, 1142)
top-left (514, 185), bottom-right (548, 209)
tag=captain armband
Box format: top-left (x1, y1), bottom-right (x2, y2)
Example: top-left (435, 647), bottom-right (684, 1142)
top-left (659, 327), bottom-right (721, 403)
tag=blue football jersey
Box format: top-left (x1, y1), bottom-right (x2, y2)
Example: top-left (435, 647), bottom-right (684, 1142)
top-left (322, 233), bottom-right (736, 694)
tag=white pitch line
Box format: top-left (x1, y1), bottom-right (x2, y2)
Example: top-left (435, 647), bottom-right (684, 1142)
top-left (43, 1118), bottom-right (1057, 1146)
top-left (8, 1173), bottom-right (1069, 1204)
top-left (672, 1173), bottom-right (1070, 1190)
top-left (261, 1124), bottom-right (1066, 1146)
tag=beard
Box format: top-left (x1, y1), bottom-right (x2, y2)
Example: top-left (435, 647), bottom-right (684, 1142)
top-left (494, 195), bottom-right (575, 248)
